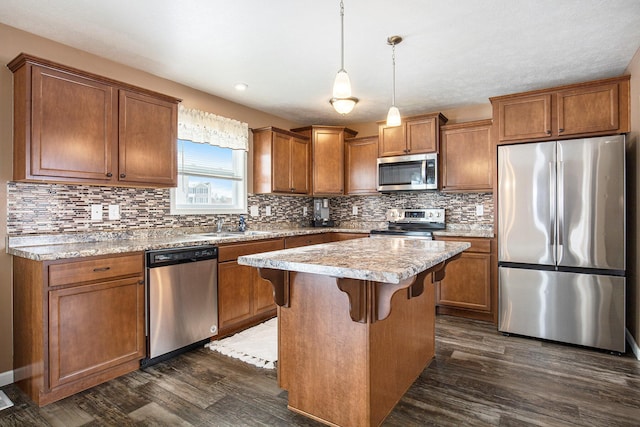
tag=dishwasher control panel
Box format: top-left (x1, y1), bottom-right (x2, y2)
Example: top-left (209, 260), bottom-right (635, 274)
top-left (147, 245), bottom-right (218, 267)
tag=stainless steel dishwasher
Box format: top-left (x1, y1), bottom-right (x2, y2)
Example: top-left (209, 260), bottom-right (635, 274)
top-left (142, 245), bottom-right (218, 367)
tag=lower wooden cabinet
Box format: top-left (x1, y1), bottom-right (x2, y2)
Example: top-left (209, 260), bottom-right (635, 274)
top-left (217, 239), bottom-right (285, 335)
top-left (434, 236), bottom-right (496, 323)
top-left (13, 252), bottom-right (145, 406)
top-left (284, 233), bottom-right (333, 248)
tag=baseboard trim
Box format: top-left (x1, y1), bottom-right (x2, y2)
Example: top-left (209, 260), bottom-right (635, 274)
top-left (626, 328), bottom-right (640, 360)
top-left (0, 370), bottom-right (14, 388)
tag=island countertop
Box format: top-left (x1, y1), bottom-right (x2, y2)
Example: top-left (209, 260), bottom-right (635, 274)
top-left (238, 237), bottom-right (470, 284)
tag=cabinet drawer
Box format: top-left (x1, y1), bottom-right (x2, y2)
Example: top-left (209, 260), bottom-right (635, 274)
top-left (285, 233), bottom-right (332, 249)
top-left (48, 254), bottom-right (143, 287)
top-left (219, 238), bottom-right (284, 262)
top-left (435, 236), bottom-right (491, 253)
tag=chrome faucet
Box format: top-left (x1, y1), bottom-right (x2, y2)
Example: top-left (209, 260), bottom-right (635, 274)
top-left (216, 218), bottom-right (224, 233)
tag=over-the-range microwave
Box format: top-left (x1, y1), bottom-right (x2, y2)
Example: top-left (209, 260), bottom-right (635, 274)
top-left (377, 153), bottom-right (438, 192)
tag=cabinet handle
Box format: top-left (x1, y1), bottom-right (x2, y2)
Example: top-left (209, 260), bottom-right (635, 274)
top-left (93, 266), bottom-right (111, 272)
top-left (120, 173), bottom-right (126, 178)
top-left (546, 130), bottom-right (551, 135)
top-left (138, 280), bottom-right (144, 285)
top-left (106, 172), bottom-right (113, 177)
top-left (558, 128), bottom-right (564, 133)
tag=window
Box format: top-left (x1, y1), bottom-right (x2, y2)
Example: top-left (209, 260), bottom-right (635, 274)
top-left (170, 140), bottom-right (247, 214)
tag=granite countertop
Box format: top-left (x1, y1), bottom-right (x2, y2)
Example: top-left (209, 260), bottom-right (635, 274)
top-left (7, 224), bottom-right (491, 262)
top-left (6, 228), bottom-right (370, 261)
top-left (238, 238), bottom-right (471, 284)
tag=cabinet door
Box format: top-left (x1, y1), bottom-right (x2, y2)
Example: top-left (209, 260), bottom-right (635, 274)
top-left (406, 116), bottom-right (438, 154)
top-left (118, 90), bottom-right (177, 186)
top-left (48, 277), bottom-right (144, 389)
top-left (378, 124), bottom-right (406, 157)
top-left (253, 274), bottom-right (277, 315)
top-left (290, 136), bottom-right (310, 194)
top-left (30, 65), bottom-right (117, 181)
top-left (557, 83), bottom-right (619, 136)
top-left (218, 261), bottom-right (254, 331)
top-left (436, 252), bottom-right (491, 312)
top-left (312, 127), bottom-right (344, 195)
top-left (272, 132), bottom-right (293, 193)
top-left (441, 122), bottom-right (492, 192)
top-left (345, 136), bottom-right (378, 195)
top-left (497, 94), bottom-right (552, 142)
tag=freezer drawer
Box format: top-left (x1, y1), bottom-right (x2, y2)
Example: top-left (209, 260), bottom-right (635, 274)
top-left (499, 266), bottom-right (625, 352)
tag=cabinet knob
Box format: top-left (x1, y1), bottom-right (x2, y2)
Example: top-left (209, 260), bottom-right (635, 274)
top-left (559, 128), bottom-right (565, 133)
top-left (291, 187), bottom-right (295, 192)
top-left (106, 172), bottom-right (112, 177)
top-left (546, 130), bottom-right (551, 135)
top-left (120, 173), bottom-right (126, 178)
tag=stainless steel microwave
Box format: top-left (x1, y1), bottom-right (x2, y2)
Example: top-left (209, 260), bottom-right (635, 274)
top-left (377, 153), bottom-right (438, 191)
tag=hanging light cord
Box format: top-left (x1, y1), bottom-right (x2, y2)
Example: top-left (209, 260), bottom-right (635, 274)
top-left (339, 0), bottom-right (345, 72)
top-left (391, 41), bottom-right (396, 107)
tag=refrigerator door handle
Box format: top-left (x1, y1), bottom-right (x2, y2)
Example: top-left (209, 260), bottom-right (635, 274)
top-left (557, 159), bottom-right (564, 263)
top-left (549, 161), bottom-right (556, 245)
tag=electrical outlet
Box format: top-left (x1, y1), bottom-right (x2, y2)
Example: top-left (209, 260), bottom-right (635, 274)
top-left (303, 206), bottom-right (308, 216)
top-left (91, 204), bottom-right (103, 221)
top-left (108, 204), bottom-right (120, 220)
top-left (265, 206), bottom-right (272, 216)
top-left (352, 205), bottom-right (358, 215)
top-left (250, 205), bottom-right (259, 217)
top-left (476, 205), bottom-right (484, 216)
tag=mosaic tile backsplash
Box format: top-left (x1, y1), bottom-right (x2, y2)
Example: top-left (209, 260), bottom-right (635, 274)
top-left (7, 182), bottom-right (493, 235)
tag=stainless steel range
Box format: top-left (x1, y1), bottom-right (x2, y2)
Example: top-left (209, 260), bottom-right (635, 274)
top-left (370, 208), bottom-right (445, 239)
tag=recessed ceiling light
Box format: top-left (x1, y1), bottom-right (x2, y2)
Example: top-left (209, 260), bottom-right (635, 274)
top-left (234, 82), bottom-right (248, 91)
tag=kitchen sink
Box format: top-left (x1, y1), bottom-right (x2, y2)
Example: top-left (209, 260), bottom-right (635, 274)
top-left (196, 230), bottom-right (275, 238)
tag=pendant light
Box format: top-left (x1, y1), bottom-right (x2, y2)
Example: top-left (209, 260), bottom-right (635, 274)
top-left (386, 35), bottom-right (403, 127)
top-left (330, 0), bottom-right (358, 114)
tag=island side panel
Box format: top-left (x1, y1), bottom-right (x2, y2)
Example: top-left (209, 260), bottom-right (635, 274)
top-left (279, 272), bottom-right (371, 427)
top-left (369, 279), bottom-right (436, 425)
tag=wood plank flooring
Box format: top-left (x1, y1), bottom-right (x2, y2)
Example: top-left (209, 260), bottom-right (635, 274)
top-left (1, 315), bottom-right (639, 426)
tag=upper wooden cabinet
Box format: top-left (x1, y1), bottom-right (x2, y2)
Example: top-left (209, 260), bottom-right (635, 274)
top-left (8, 53), bottom-right (180, 187)
top-left (345, 135), bottom-right (379, 195)
top-left (440, 119), bottom-right (493, 192)
top-left (291, 125), bottom-right (357, 196)
top-left (377, 112), bottom-right (447, 157)
top-left (491, 75), bottom-right (630, 143)
top-left (252, 127), bottom-right (310, 194)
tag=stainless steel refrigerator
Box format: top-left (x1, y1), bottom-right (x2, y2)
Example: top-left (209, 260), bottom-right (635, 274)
top-left (497, 135), bottom-right (626, 352)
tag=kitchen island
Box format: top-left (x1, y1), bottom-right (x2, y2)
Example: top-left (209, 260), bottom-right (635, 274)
top-left (238, 237), bottom-right (470, 427)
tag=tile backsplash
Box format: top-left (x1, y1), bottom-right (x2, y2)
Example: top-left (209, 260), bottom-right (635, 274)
top-left (7, 182), bottom-right (493, 235)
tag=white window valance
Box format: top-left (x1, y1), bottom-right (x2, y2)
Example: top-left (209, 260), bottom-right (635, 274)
top-left (177, 105), bottom-right (249, 151)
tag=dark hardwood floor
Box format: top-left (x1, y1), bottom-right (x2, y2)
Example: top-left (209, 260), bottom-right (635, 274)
top-left (1, 315), bottom-right (639, 426)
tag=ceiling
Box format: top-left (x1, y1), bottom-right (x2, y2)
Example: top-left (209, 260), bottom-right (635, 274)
top-left (1, 0), bottom-right (640, 126)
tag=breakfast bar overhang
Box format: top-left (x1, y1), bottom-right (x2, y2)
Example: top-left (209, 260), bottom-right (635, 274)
top-left (238, 237), bottom-right (470, 427)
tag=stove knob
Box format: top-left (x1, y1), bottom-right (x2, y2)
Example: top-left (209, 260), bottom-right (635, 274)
top-left (428, 212), bottom-right (433, 218)
top-left (436, 212), bottom-right (440, 217)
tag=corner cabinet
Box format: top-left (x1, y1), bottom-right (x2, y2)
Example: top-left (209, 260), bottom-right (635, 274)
top-left (491, 75), bottom-right (630, 144)
top-left (377, 112), bottom-right (448, 157)
top-left (434, 236), bottom-right (496, 323)
top-left (253, 127), bottom-right (310, 194)
top-left (13, 253), bottom-right (145, 406)
top-left (217, 239), bottom-right (285, 335)
top-left (291, 125), bottom-right (358, 196)
top-left (8, 53), bottom-right (180, 187)
top-left (440, 120), bottom-right (493, 192)
top-left (345, 135), bottom-right (379, 195)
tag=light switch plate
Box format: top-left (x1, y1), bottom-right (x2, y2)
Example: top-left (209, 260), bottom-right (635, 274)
top-left (265, 206), bottom-right (272, 216)
top-left (476, 205), bottom-right (484, 216)
top-left (91, 204), bottom-right (102, 221)
top-left (352, 205), bottom-right (358, 215)
top-left (250, 205), bottom-right (259, 217)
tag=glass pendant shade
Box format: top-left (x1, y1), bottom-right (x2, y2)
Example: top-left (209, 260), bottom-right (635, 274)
top-left (386, 105), bottom-right (401, 127)
top-left (330, 97), bottom-right (358, 114)
top-left (333, 69), bottom-right (352, 98)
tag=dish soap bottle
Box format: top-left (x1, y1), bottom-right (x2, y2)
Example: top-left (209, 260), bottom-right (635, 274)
top-left (238, 215), bottom-right (246, 232)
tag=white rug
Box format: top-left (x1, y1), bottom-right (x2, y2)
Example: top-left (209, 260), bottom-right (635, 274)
top-left (206, 318), bottom-right (277, 369)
